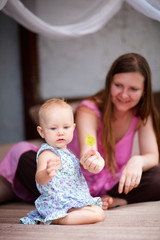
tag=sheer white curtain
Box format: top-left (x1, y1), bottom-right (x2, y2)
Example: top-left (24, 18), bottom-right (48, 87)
top-left (127, 0), bottom-right (160, 22)
top-left (0, 0), bottom-right (160, 39)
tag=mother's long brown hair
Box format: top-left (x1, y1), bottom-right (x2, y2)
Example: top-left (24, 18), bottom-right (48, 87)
top-left (88, 53), bottom-right (160, 175)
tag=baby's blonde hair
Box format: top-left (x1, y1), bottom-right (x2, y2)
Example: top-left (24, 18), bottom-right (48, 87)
top-left (38, 98), bottom-right (73, 125)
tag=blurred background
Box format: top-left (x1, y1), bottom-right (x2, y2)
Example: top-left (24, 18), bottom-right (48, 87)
top-left (0, 0), bottom-right (160, 144)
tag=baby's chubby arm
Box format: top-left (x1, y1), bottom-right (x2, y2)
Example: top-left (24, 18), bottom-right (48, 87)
top-left (36, 150), bottom-right (60, 185)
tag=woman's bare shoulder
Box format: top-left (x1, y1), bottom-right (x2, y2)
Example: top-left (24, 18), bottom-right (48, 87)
top-left (76, 104), bottom-right (99, 121)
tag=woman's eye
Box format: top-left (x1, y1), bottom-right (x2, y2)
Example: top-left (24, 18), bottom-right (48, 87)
top-left (131, 87), bottom-right (137, 92)
top-left (64, 126), bottom-right (69, 129)
top-left (115, 83), bottom-right (122, 88)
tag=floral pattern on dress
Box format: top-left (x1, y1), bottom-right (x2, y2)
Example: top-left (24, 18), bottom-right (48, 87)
top-left (20, 143), bottom-right (102, 224)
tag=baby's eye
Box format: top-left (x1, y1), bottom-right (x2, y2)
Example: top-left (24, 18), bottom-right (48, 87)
top-left (64, 126), bottom-right (69, 129)
top-left (51, 127), bottom-right (56, 130)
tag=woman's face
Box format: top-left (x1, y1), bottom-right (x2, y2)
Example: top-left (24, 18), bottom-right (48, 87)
top-left (111, 72), bottom-right (145, 113)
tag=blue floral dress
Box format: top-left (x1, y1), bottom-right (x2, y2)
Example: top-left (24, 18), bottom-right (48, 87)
top-left (20, 143), bottom-right (102, 224)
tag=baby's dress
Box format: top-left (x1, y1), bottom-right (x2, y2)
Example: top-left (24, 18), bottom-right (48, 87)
top-left (20, 143), bottom-right (102, 224)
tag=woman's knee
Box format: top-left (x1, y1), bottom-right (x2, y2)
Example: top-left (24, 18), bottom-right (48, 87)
top-left (0, 175), bottom-right (17, 204)
top-left (147, 165), bottom-right (160, 185)
top-left (144, 165), bottom-right (160, 200)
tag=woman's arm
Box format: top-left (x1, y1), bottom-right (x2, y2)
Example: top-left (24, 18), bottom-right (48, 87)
top-left (36, 150), bottom-right (60, 185)
top-left (76, 106), bottom-right (98, 156)
top-left (138, 115), bottom-right (159, 170)
top-left (118, 115), bottom-right (159, 194)
top-left (76, 106), bottom-right (105, 173)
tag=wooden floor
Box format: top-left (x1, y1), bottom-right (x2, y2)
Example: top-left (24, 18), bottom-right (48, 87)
top-left (0, 200), bottom-right (160, 240)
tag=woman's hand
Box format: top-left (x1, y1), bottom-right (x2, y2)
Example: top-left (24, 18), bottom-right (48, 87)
top-left (118, 156), bottom-right (143, 194)
top-left (80, 148), bottom-right (105, 174)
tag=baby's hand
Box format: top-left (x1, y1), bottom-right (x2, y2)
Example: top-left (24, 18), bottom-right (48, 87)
top-left (46, 158), bottom-right (58, 178)
top-left (80, 149), bottom-right (105, 174)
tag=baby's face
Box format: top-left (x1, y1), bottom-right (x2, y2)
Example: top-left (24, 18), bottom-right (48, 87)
top-left (40, 106), bottom-right (75, 150)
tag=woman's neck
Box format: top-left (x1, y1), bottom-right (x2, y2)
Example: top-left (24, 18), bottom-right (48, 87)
top-left (113, 108), bottom-right (132, 121)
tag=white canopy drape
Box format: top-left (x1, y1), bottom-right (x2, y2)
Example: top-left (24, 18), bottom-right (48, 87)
top-left (0, 0), bottom-right (160, 39)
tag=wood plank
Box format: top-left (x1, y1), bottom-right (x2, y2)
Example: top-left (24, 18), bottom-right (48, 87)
top-left (0, 201), bottom-right (160, 240)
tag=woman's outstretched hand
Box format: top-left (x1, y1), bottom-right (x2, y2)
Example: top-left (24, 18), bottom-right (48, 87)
top-left (118, 156), bottom-right (143, 194)
top-left (80, 149), bottom-right (105, 173)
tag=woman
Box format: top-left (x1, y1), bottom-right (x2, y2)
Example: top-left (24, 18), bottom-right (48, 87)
top-left (0, 53), bottom-right (160, 207)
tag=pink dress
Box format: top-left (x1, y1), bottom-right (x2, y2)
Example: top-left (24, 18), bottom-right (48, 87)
top-left (68, 100), bottom-right (138, 197)
top-left (0, 100), bottom-right (138, 200)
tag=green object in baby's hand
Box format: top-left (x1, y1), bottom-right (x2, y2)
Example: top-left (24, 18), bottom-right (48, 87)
top-left (85, 134), bottom-right (96, 146)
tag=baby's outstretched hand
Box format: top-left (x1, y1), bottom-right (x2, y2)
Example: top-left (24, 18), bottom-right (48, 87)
top-left (46, 158), bottom-right (58, 178)
top-left (80, 149), bottom-right (105, 174)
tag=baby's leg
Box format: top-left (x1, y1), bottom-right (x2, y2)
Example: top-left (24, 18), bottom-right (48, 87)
top-left (52, 205), bottom-right (105, 225)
